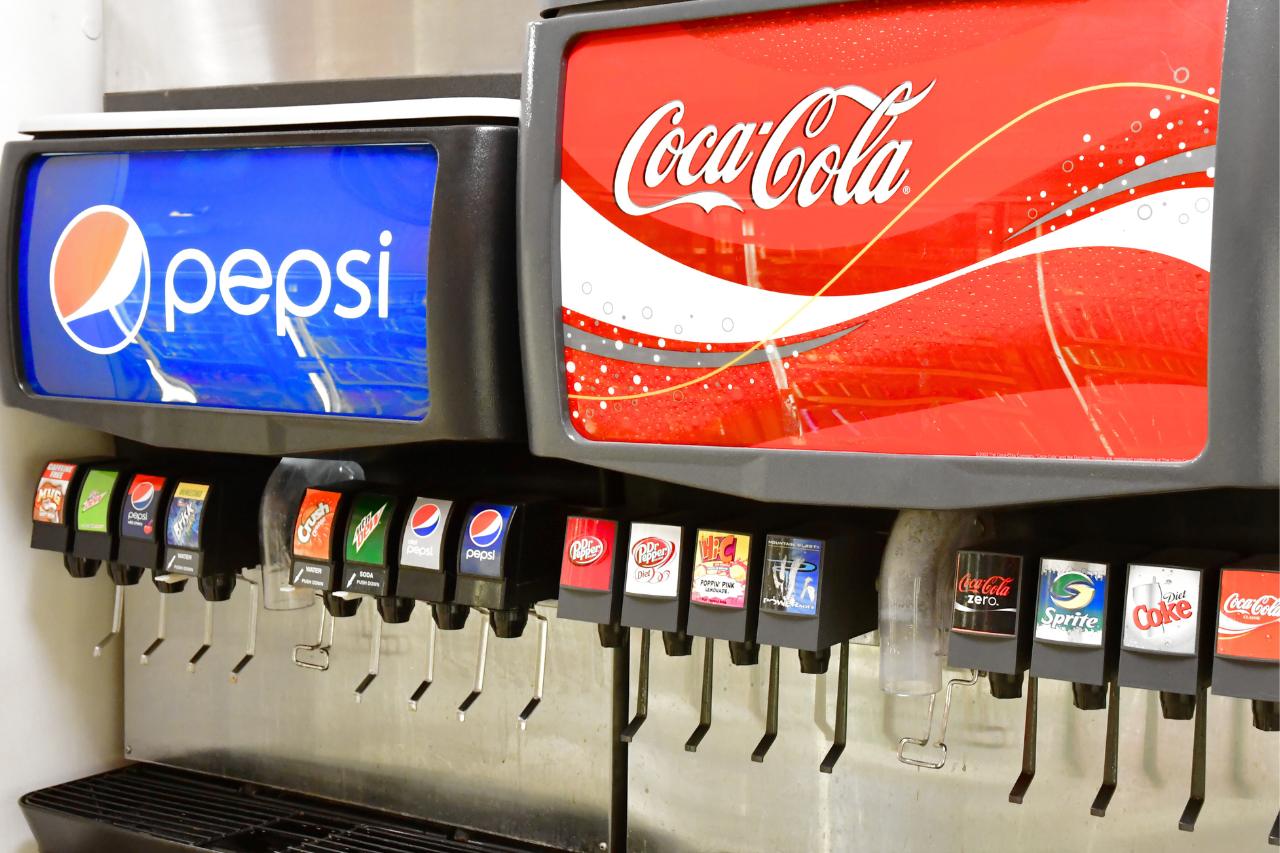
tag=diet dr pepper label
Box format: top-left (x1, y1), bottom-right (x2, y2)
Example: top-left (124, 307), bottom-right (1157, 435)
top-left (399, 498), bottom-right (453, 571)
top-left (121, 474), bottom-right (166, 541)
top-left (760, 535), bottom-right (823, 617)
top-left (561, 516), bottom-right (619, 592)
top-left (33, 462), bottom-right (76, 524)
top-left (952, 552), bottom-right (1021, 636)
top-left (1035, 559), bottom-right (1107, 647)
top-left (77, 469), bottom-right (120, 533)
top-left (1216, 568), bottom-right (1280, 663)
top-left (691, 529), bottom-right (751, 608)
top-left (1122, 565), bottom-right (1201, 656)
top-left (625, 522), bottom-right (682, 599)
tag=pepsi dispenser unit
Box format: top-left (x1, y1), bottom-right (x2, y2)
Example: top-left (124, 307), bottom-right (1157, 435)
top-left (1, 1), bottom-right (1278, 852)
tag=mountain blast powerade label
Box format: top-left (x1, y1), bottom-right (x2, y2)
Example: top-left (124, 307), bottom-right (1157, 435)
top-left (760, 535), bottom-right (823, 616)
top-left (76, 469), bottom-right (119, 533)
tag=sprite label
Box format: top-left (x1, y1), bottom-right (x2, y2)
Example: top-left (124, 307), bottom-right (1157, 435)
top-left (77, 469), bottom-right (119, 533)
top-left (345, 493), bottom-right (392, 566)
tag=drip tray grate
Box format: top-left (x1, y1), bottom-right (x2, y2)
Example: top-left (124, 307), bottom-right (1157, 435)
top-left (21, 764), bottom-right (562, 853)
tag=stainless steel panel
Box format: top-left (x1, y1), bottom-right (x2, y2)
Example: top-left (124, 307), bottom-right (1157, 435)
top-left (627, 639), bottom-right (1278, 852)
top-left (123, 583), bottom-right (611, 851)
top-left (103, 0), bottom-right (542, 93)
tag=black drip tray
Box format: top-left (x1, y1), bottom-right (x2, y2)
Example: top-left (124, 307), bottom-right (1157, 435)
top-left (21, 764), bottom-right (564, 853)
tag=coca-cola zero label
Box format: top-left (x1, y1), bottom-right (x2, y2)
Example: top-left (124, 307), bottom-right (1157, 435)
top-left (952, 552), bottom-right (1022, 636)
top-left (560, 516), bottom-right (619, 592)
top-left (1216, 568), bottom-right (1280, 662)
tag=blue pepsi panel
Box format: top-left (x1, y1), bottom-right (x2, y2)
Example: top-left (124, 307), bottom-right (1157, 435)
top-left (16, 144), bottom-right (437, 420)
top-left (459, 503), bottom-right (516, 578)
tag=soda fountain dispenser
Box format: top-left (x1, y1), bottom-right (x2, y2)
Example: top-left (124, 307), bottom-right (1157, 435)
top-left (1116, 548), bottom-right (1236, 831)
top-left (289, 485), bottom-right (359, 670)
top-left (557, 513), bottom-right (630, 649)
top-left (102, 473), bottom-right (175, 658)
top-left (1211, 555), bottom-right (1279, 844)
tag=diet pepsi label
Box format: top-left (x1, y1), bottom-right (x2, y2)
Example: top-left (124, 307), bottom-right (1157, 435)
top-left (399, 498), bottom-right (454, 572)
top-left (1122, 564), bottom-right (1202, 656)
top-left (120, 474), bottom-right (166, 541)
top-left (457, 504), bottom-right (516, 578)
top-left (624, 522), bottom-right (683, 599)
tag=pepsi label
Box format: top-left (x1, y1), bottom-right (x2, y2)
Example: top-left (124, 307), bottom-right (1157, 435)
top-left (121, 473), bottom-right (166, 541)
top-left (399, 498), bottom-right (454, 571)
top-left (458, 504), bottom-right (516, 578)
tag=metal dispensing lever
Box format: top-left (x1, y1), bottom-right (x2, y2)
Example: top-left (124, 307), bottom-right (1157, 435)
top-left (820, 641), bottom-right (850, 773)
top-left (620, 629), bottom-right (651, 742)
top-left (292, 600), bottom-right (336, 671)
top-left (897, 669), bottom-right (979, 769)
top-left (93, 586), bottom-right (126, 657)
top-left (187, 600), bottom-right (215, 673)
top-left (1178, 684), bottom-right (1209, 832)
top-left (1008, 676), bottom-right (1039, 803)
top-left (751, 646), bottom-right (781, 762)
top-left (457, 608), bottom-right (491, 721)
top-left (1090, 681), bottom-right (1122, 816)
top-left (140, 590), bottom-right (168, 665)
top-left (229, 575), bottom-right (259, 683)
top-left (517, 609), bottom-right (550, 730)
top-left (353, 617), bottom-right (383, 702)
top-left (408, 618), bottom-right (438, 711)
top-left (684, 638), bottom-right (715, 752)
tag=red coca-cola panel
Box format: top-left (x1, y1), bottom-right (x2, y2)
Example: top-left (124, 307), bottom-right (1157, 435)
top-left (560, 516), bottom-right (619, 591)
top-left (1216, 568), bottom-right (1280, 662)
top-left (559, 0), bottom-right (1227, 459)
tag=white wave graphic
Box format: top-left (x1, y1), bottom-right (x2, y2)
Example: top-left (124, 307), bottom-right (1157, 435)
top-left (560, 183), bottom-right (1213, 345)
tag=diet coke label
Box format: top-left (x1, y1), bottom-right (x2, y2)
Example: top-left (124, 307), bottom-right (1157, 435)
top-left (1122, 564), bottom-right (1202, 656)
top-left (952, 551), bottom-right (1022, 636)
top-left (624, 522), bottom-right (682, 599)
top-left (560, 516), bottom-right (619, 592)
top-left (1216, 568), bottom-right (1280, 662)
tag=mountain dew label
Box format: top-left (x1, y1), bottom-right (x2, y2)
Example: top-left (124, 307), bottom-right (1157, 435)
top-left (77, 469), bottom-right (119, 533)
top-left (346, 493), bottom-right (392, 566)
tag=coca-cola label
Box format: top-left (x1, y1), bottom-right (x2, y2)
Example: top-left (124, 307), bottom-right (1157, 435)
top-left (558, 0), bottom-right (1227, 461)
top-left (1216, 568), bottom-right (1280, 662)
top-left (560, 516), bottom-right (618, 592)
top-left (1122, 565), bottom-right (1201, 656)
top-left (624, 522), bottom-right (682, 598)
top-left (952, 552), bottom-right (1022, 636)
top-left (691, 529), bottom-right (751, 609)
top-left (1035, 559), bottom-right (1107, 647)
top-left (32, 461), bottom-right (76, 525)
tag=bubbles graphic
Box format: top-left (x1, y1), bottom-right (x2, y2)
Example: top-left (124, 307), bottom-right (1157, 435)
top-left (1194, 197), bottom-right (1211, 213)
top-left (1178, 213), bottom-right (1190, 224)
top-left (1137, 204), bottom-right (1153, 221)
top-left (722, 317), bottom-right (735, 332)
top-left (1173, 66), bottom-right (1190, 84)
top-left (641, 306), bottom-right (653, 319)
top-left (581, 281), bottom-right (593, 294)
top-left (602, 301), bottom-right (614, 315)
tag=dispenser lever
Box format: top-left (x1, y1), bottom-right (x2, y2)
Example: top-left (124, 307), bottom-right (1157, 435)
top-left (292, 602), bottom-right (335, 671)
top-left (1269, 812), bottom-right (1278, 846)
top-left (1008, 676), bottom-right (1038, 803)
top-left (1178, 684), bottom-right (1208, 832)
top-left (353, 617), bottom-right (383, 702)
top-left (408, 618), bottom-right (438, 711)
top-left (897, 669), bottom-right (979, 769)
top-left (620, 629), bottom-right (651, 742)
top-left (457, 609), bottom-right (491, 721)
top-left (140, 592), bottom-right (167, 665)
top-left (820, 641), bottom-right (850, 773)
top-left (230, 578), bottom-right (259, 682)
top-left (517, 609), bottom-right (550, 729)
top-left (1090, 681), bottom-right (1121, 817)
top-left (751, 646), bottom-right (781, 762)
top-left (684, 638), bottom-right (715, 752)
top-left (187, 600), bottom-right (215, 672)
top-left (93, 585), bottom-right (126, 658)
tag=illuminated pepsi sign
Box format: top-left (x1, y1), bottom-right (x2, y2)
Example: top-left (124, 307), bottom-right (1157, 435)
top-left (16, 144), bottom-right (437, 420)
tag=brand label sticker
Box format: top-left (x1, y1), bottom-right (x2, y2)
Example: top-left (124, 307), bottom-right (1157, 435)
top-left (399, 498), bottom-right (453, 571)
top-left (560, 516), bottom-right (619, 592)
top-left (1035, 559), bottom-right (1107, 647)
top-left (760, 535), bottom-right (823, 616)
top-left (33, 461), bottom-right (76, 524)
top-left (1216, 568), bottom-right (1280, 662)
top-left (952, 552), bottom-right (1022, 636)
top-left (76, 469), bottom-right (120, 533)
top-left (624, 522), bottom-right (682, 599)
top-left (165, 481), bottom-right (209, 549)
top-left (691, 529), bottom-right (751, 609)
top-left (458, 504), bottom-right (516, 578)
top-left (1122, 564), bottom-right (1202, 655)
top-left (293, 488), bottom-right (342, 561)
top-left (345, 493), bottom-right (393, 566)
top-left (120, 473), bottom-right (166, 541)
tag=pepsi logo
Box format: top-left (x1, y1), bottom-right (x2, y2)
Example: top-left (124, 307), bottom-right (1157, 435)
top-left (468, 508), bottom-right (505, 549)
top-left (129, 480), bottom-right (156, 511)
top-left (411, 503), bottom-right (441, 538)
top-left (631, 537), bottom-right (674, 570)
top-left (50, 205), bottom-right (150, 355)
top-left (568, 534), bottom-right (606, 566)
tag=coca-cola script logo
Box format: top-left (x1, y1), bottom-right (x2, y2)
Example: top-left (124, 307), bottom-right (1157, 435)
top-left (956, 573), bottom-right (1015, 598)
top-left (1223, 592), bottom-right (1280, 619)
top-left (632, 536), bottom-right (675, 571)
top-left (568, 534), bottom-right (607, 566)
top-left (614, 81), bottom-right (933, 216)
